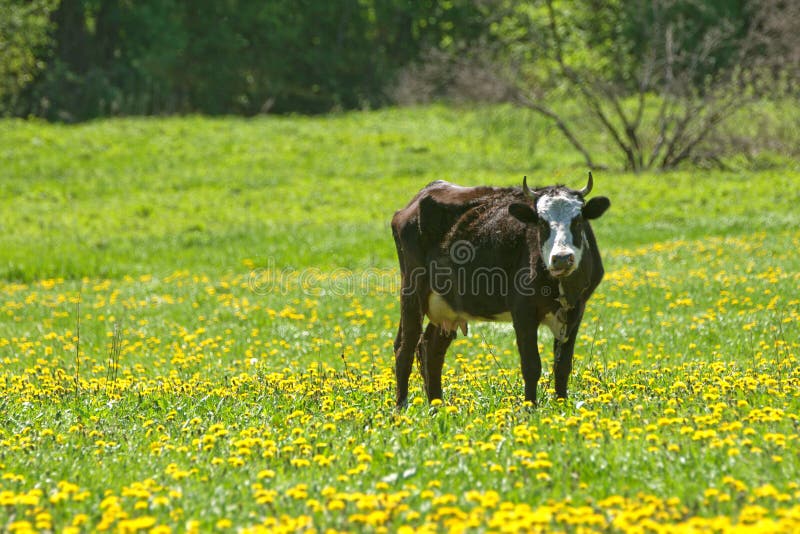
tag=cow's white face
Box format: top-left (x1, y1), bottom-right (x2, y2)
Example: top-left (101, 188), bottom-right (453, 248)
top-left (536, 192), bottom-right (585, 278)
top-left (507, 175), bottom-right (610, 279)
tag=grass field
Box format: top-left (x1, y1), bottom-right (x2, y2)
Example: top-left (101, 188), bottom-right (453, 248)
top-left (1, 105), bottom-right (799, 532)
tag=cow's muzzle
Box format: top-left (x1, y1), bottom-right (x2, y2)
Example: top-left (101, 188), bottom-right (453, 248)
top-left (549, 253), bottom-right (575, 278)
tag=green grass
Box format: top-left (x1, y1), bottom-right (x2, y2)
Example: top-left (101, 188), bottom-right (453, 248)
top-left (0, 105), bottom-right (799, 532)
top-left (3, 105), bottom-right (799, 279)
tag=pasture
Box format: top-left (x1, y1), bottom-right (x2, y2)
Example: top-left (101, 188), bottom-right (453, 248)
top-left (1, 106), bottom-right (799, 532)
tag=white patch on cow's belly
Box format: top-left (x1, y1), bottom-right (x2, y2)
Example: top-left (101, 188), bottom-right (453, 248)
top-left (427, 293), bottom-right (511, 335)
top-left (427, 294), bottom-right (567, 341)
top-left (542, 312), bottom-right (566, 342)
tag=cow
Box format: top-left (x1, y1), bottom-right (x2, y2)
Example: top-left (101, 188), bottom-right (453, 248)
top-left (391, 173), bottom-right (610, 408)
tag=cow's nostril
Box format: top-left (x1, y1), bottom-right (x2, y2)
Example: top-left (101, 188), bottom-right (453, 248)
top-left (552, 253), bottom-right (575, 270)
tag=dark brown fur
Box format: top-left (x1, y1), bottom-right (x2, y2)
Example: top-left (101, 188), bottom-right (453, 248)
top-left (391, 179), bottom-right (609, 407)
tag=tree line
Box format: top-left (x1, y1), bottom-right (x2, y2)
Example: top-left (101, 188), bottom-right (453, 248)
top-left (1, 0), bottom-right (486, 120)
top-left (2, 0), bottom-right (797, 137)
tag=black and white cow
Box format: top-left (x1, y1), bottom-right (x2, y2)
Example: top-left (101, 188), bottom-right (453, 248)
top-left (391, 173), bottom-right (610, 407)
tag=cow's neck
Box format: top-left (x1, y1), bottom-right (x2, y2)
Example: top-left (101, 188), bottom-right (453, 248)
top-left (556, 282), bottom-right (572, 312)
top-left (558, 250), bottom-right (592, 308)
top-left (551, 282), bottom-right (572, 342)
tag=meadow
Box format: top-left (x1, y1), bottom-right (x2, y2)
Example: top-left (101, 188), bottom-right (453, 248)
top-left (0, 105), bottom-right (799, 532)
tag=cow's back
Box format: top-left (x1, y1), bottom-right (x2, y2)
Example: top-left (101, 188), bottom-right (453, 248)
top-left (392, 181), bottom-right (514, 267)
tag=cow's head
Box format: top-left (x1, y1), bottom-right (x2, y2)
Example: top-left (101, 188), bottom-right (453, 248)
top-left (508, 173), bottom-right (610, 278)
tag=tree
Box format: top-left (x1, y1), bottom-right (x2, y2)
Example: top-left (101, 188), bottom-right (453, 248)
top-left (11, 0), bottom-right (488, 119)
top-left (0, 0), bottom-right (57, 115)
top-left (499, 0), bottom-right (766, 171)
top-left (401, 0), bottom-right (793, 171)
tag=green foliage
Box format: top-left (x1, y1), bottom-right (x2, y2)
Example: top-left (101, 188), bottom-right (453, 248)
top-left (488, 0), bottom-right (629, 90)
top-left (13, 0), bottom-right (487, 120)
top-left (487, 0), bottom-right (752, 93)
top-left (621, 0), bottom-right (750, 89)
top-left (1, 0), bottom-right (787, 121)
top-left (480, 0), bottom-right (779, 171)
top-left (0, 0), bottom-right (57, 114)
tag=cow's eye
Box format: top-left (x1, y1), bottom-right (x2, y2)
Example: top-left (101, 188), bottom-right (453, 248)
top-left (539, 222), bottom-right (551, 242)
top-left (570, 217), bottom-right (583, 245)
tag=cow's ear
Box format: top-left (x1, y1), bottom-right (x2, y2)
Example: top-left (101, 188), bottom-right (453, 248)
top-left (508, 202), bottom-right (538, 223)
top-left (583, 196), bottom-right (610, 220)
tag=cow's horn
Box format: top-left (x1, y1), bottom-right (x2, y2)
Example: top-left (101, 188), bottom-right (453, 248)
top-left (522, 176), bottom-right (531, 196)
top-left (579, 172), bottom-right (593, 196)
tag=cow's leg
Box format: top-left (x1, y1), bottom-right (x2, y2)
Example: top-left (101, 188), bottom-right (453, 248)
top-left (553, 306), bottom-right (585, 399)
top-left (513, 314), bottom-right (541, 405)
top-left (394, 322), bottom-right (403, 354)
top-left (417, 323), bottom-right (455, 402)
top-left (552, 337), bottom-right (574, 399)
top-left (395, 294), bottom-right (423, 408)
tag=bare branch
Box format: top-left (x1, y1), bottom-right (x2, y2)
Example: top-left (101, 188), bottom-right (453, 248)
top-left (647, 94), bottom-right (675, 169)
top-left (665, 89), bottom-right (749, 168)
top-left (660, 99), bottom-right (703, 168)
top-left (391, 0), bottom-right (794, 172)
top-left (544, 0), bottom-right (636, 169)
top-left (514, 90), bottom-right (604, 170)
